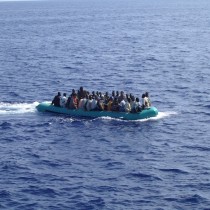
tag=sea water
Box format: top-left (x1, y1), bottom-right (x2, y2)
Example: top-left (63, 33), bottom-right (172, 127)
top-left (0, 0), bottom-right (210, 209)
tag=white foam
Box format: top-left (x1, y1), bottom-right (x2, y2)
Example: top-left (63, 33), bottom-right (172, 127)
top-left (96, 116), bottom-right (124, 122)
top-left (0, 102), bottom-right (39, 115)
top-left (155, 111), bottom-right (178, 119)
top-left (94, 111), bottom-right (178, 122)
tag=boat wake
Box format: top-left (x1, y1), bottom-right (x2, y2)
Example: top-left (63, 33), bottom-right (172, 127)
top-left (0, 102), bottom-right (39, 115)
top-left (0, 102), bottom-right (177, 123)
top-left (153, 111), bottom-right (178, 119)
top-left (93, 111), bottom-right (178, 122)
top-left (137, 111), bottom-right (178, 122)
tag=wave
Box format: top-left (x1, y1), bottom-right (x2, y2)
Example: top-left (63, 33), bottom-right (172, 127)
top-left (159, 168), bottom-right (189, 174)
top-left (127, 172), bottom-right (162, 181)
top-left (0, 102), bottom-right (39, 115)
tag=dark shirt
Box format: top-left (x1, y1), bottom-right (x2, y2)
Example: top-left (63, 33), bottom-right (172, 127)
top-left (52, 95), bottom-right (60, 107)
top-left (78, 90), bottom-right (87, 100)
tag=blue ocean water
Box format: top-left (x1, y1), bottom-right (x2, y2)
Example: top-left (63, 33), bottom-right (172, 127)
top-left (0, 0), bottom-right (210, 209)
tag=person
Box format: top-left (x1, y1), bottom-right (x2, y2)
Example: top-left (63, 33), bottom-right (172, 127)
top-left (78, 96), bottom-right (87, 110)
top-left (118, 91), bottom-right (125, 103)
top-left (111, 98), bottom-right (119, 111)
top-left (71, 89), bottom-right (76, 97)
top-left (112, 91), bottom-right (115, 99)
top-left (69, 93), bottom-right (78, 109)
top-left (130, 96), bottom-right (136, 113)
top-left (136, 98), bottom-right (141, 112)
top-left (60, 93), bottom-right (67, 108)
top-left (96, 98), bottom-right (104, 111)
top-left (103, 92), bottom-right (109, 111)
top-left (51, 92), bottom-right (61, 107)
top-left (135, 97), bottom-right (142, 112)
top-left (92, 91), bottom-right (96, 98)
top-left (125, 94), bottom-right (129, 102)
top-left (66, 94), bottom-right (71, 109)
top-left (124, 97), bottom-right (131, 112)
top-left (85, 95), bottom-right (93, 111)
top-left (77, 86), bottom-right (87, 100)
top-left (115, 90), bottom-right (120, 98)
top-left (91, 96), bottom-right (97, 110)
top-left (107, 97), bottom-right (113, 111)
top-left (119, 98), bottom-right (126, 112)
top-left (145, 92), bottom-right (151, 107)
top-left (98, 92), bottom-right (102, 99)
top-left (115, 91), bottom-right (119, 100)
top-left (142, 93), bottom-right (149, 109)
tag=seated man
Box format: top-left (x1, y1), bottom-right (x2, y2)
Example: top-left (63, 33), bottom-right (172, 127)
top-left (134, 97), bottom-right (142, 113)
top-left (111, 98), bottom-right (119, 111)
top-left (78, 86), bottom-right (87, 100)
top-left (107, 97), bottom-right (113, 111)
top-left (86, 95), bottom-right (93, 111)
top-left (51, 92), bottom-right (61, 107)
top-left (60, 93), bottom-right (67, 108)
top-left (124, 98), bottom-right (131, 112)
top-left (90, 96), bottom-right (98, 111)
top-left (69, 93), bottom-right (78, 109)
top-left (78, 96), bottom-right (87, 110)
top-left (145, 92), bottom-right (151, 107)
top-left (119, 98), bottom-right (126, 112)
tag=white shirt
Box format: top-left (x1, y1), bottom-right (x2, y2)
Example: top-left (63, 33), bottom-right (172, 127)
top-left (60, 96), bottom-right (67, 107)
top-left (119, 99), bottom-right (125, 107)
top-left (78, 98), bottom-right (85, 109)
top-left (125, 101), bottom-right (131, 112)
top-left (86, 99), bottom-right (93, 111)
top-left (91, 99), bottom-right (97, 110)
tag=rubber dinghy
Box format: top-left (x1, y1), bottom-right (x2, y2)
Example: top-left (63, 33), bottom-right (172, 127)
top-left (36, 102), bottom-right (158, 120)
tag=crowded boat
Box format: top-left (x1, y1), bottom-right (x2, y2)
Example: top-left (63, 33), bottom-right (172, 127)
top-left (51, 87), bottom-right (152, 113)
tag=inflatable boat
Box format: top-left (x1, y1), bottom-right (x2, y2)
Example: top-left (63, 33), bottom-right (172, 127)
top-left (36, 102), bottom-right (158, 120)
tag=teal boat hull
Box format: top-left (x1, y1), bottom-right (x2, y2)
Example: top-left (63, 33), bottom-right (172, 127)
top-left (36, 102), bottom-right (158, 120)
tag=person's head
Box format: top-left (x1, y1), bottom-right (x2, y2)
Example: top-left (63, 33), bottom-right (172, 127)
top-left (142, 94), bottom-right (145, 98)
top-left (101, 95), bottom-right (104, 100)
top-left (89, 95), bottom-right (92, 100)
top-left (80, 86), bottom-right (83, 92)
top-left (72, 89), bottom-right (75, 94)
top-left (58, 92), bottom-right (61, 96)
top-left (136, 97), bottom-right (139, 102)
top-left (120, 91), bottom-right (124, 96)
top-left (63, 93), bottom-right (66, 97)
top-left (116, 91), bottom-right (119, 95)
top-left (131, 96), bottom-right (135, 101)
top-left (105, 92), bottom-right (108, 96)
top-left (112, 91), bottom-right (115, 96)
top-left (145, 92), bottom-right (149, 97)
